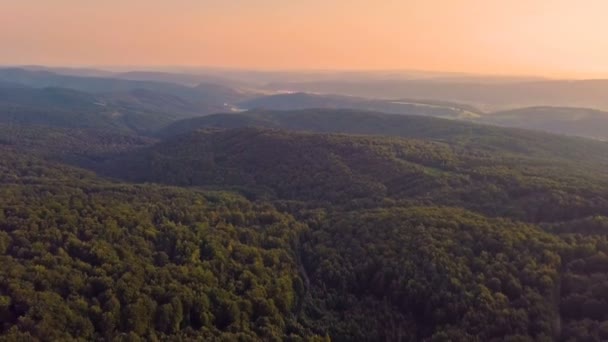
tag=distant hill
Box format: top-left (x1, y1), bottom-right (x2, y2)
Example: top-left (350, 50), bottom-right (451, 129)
top-left (0, 67), bottom-right (253, 106)
top-left (155, 109), bottom-right (608, 163)
top-left (0, 85), bottom-right (225, 133)
top-left (239, 96), bottom-right (608, 141)
top-left (240, 92), bottom-right (481, 119)
top-left (263, 79), bottom-right (608, 111)
top-left (482, 106), bottom-right (608, 140)
top-left (103, 126), bottom-right (608, 222)
top-left (157, 109), bottom-right (482, 140)
top-left (115, 70), bottom-right (249, 88)
top-left (0, 123), bottom-right (155, 163)
top-left (18, 65), bottom-right (119, 77)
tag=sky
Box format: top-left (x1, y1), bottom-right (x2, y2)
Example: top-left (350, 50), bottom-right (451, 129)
top-left (1, 0), bottom-right (607, 77)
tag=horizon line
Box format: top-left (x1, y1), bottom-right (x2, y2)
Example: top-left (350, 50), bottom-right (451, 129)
top-left (5, 63), bottom-right (607, 81)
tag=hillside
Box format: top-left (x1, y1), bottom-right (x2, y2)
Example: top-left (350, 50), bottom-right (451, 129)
top-left (483, 106), bottom-right (608, 140)
top-left (0, 85), bottom-right (226, 133)
top-left (240, 92), bottom-right (481, 119)
top-left (156, 110), bottom-right (608, 163)
top-left (241, 94), bottom-right (608, 141)
top-left (0, 148), bottom-right (321, 340)
top-left (115, 70), bottom-right (245, 87)
top-left (263, 79), bottom-right (608, 111)
top-left (0, 124), bottom-right (155, 166)
top-left (2, 144), bottom-right (604, 341)
top-left (156, 109), bottom-right (492, 140)
top-left (0, 68), bottom-right (253, 107)
top-left (101, 127), bottom-right (608, 223)
top-left (1, 112), bottom-right (608, 340)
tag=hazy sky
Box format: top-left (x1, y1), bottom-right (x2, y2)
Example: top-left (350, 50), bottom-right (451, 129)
top-left (2, 0), bottom-right (607, 77)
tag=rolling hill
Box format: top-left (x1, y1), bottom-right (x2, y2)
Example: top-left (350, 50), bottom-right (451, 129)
top-left (2, 105), bottom-right (608, 339)
top-left (101, 126), bottom-right (608, 222)
top-left (0, 85), bottom-right (227, 133)
top-left (240, 92), bottom-right (481, 119)
top-left (0, 123), bottom-right (155, 166)
top-left (155, 109), bottom-right (608, 163)
top-left (157, 109), bottom-right (489, 140)
top-left (263, 78), bottom-right (608, 111)
top-left (0, 148), bottom-right (319, 340)
top-left (232, 99), bottom-right (608, 141)
top-left (2, 143), bottom-right (586, 340)
top-left (483, 106), bottom-right (608, 140)
top-left (0, 67), bottom-right (254, 107)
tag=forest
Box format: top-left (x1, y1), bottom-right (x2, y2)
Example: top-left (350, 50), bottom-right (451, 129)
top-left (1, 84), bottom-right (608, 340)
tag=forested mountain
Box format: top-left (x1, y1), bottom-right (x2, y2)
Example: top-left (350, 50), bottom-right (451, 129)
top-left (0, 124), bottom-right (155, 166)
top-left (0, 68), bottom-right (254, 106)
top-left (157, 109), bottom-right (490, 138)
top-left (4, 67), bottom-right (608, 141)
top-left (239, 93), bottom-right (481, 119)
top-left (482, 107), bottom-right (608, 141)
top-left (242, 95), bottom-right (608, 141)
top-left (101, 127), bottom-right (608, 222)
top-left (2, 103), bottom-right (608, 340)
top-left (0, 85), bottom-right (228, 133)
top-left (156, 109), bottom-right (608, 161)
top-left (263, 79), bottom-right (608, 111)
top-left (115, 71), bottom-right (243, 87)
top-left (0, 148), bottom-right (323, 341)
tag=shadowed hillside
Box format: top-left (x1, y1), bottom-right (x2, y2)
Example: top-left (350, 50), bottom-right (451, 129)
top-left (240, 92), bottom-right (481, 119)
top-left (100, 127), bottom-right (608, 222)
top-left (0, 85), bottom-right (225, 133)
top-left (483, 106), bottom-right (608, 140)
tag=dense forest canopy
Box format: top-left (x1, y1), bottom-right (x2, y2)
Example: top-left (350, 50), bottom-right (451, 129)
top-left (2, 68), bottom-right (608, 341)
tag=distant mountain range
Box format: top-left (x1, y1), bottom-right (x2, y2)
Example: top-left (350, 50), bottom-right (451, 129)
top-left (0, 67), bottom-right (256, 106)
top-left (238, 93), bottom-right (608, 141)
top-left (263, 79), bottom-right (608, 111)
top-left (2, 67), bottom-right (608, 141)
top-left (481, 107), bottom-right (608, 140)
top-left (239, 92), bottom-right (481, 119)
top-left (0, 85), bottom-right (226, 133)
top-left (156, 109), bottom-right (608, 163)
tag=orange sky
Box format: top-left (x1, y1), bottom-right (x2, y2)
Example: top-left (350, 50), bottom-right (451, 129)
top-left (1, 0), bottom-right (607, 77)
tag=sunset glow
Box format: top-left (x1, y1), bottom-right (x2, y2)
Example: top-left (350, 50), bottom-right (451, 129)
top-left (2, 0), bottom-right (608, 77)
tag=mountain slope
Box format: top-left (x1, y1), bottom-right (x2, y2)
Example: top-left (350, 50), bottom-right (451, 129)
top-left (240, 92), bottom-right (481, 119)
top-left (301, 206), bottom-right (563, 340)
top-left (0, 148), bottom-right (319, 340)
top-left (0, 124), bottom-right (155, 165)
top-left (0, 146), bottom-right (574, 341)
top-left (483, 106), bottom-right (608, 140)
top-left (3, 111), bottom-right (608, 340)
top-left (0, 67), bottom-right (252, 106)
top-left (0, 85), bottom-right (226, 133)
top-left (0, 86), bottom-right (168, 133)
top-left (263, 79), bottom-right (608, 111)
top-left (83, 125), bottom-right (608, 340)
top-left (241, 94), bottom-right (608, 141)
top-left (156, 109), bottom-right (493, 140)
top-left (156, 109), bottom-right (608, 164)
top-left (100, 127), bottom-right (608, 222)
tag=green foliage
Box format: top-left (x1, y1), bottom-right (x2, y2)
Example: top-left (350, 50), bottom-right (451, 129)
top-left (0, 152), bottom-right (313, 340)
top-left (2, 107), bottom-right (608, 341)
top-left (301, 207), bottom-right (563, 341)
top-left (104, 127), bottom-right (608, 223)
